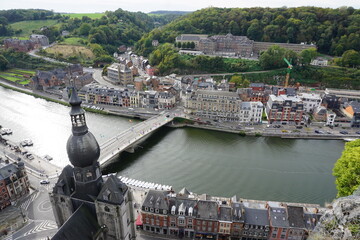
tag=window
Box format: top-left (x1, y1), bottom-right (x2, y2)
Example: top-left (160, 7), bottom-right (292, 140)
top-left (104, 206), bottom-right (110, 212)
top-left (145, 207), bottom-right (148, 211)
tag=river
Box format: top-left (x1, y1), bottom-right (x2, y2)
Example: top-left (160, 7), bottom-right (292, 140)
top-left (0, 86), bottom-right (344, 205)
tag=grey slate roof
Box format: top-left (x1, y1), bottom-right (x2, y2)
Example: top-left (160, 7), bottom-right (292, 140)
top-left (244, 208), bottom-right (269, 226)
top-left (196, 200), bottom-right (218, 220)
top-left (53, 165), bottom-right (75, 196)
top-left (250, 83), bottom-right (265, 88)
top-left (350, 101), bottom-right (360, 113)
top-left (178, 187), bottom-right (190, 196)
top-left (219, 206), bottom-right (232, 222)
top-left (142, 190), bottom-right (169, 211)
top-left (287, 206), bottom-right (305, 228)
top-left (52, 204), bottom-right (102, 240)
top-left (168, 197), bottom-right (197, 216)
top-left (269, 207), bottom-right (289, 228)
top-left (97, 175), bottom-right (128, 204)
top-left (0, 163), bottom-right (19, 180)
top-left (232, 202), bottom-right (245, 222)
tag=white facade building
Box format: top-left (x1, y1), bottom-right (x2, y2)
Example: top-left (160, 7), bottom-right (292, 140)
top-left (239, 102), bottom-right (263, 124)
top-left (298, 93), bottom-right (322, 113)
top-left (326, 111), bottom-right (336, 126)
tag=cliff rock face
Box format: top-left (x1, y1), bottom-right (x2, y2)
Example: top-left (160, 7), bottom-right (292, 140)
top-left (312, 190), bottom-right (360, 240)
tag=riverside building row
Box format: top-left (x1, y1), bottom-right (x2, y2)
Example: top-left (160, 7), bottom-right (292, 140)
top-left (78, 84), bottom-right (178, 110)
top-left (140, 189), bottom-right (322, 240)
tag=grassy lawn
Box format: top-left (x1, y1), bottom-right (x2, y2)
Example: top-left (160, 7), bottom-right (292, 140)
top-left (4, 72), bottom-right (23, 77)
top-left (19, 80), bottom-right (31, 85)
top-left (0, 69), bottom-right (35, 85)
top-left (63, 13), bottom-right (105, 19)
top-left (0, 74), bottom-right (22, 82)
top-left (45, 44), bottom-right (95, 60)
top-left (11, 69), bottom-right (36, 75)
top-left (59, 37), bottom-right (87, 46)
top-left (10, 20), bottom-right (59, 37)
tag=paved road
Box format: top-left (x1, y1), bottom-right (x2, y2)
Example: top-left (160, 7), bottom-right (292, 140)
top-left (4, 174), bottom-right (58, 240)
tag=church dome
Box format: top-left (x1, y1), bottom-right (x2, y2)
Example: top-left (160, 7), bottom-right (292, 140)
top-left (65, 86), bottom-right (101, 168)
top-left (66, 131), bottom-right (100, 168)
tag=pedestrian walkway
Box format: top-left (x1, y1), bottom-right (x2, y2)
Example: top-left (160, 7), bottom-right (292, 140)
top-left (16, 191), bottom-right (39, 211)
top-left (23, 220), bottom-right (57, 237)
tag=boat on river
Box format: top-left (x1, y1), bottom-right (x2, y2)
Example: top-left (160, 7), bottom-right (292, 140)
top-left (0, 128), bottom-right (12, 135)
top-left (20, 139), bottom-right (33, 147)
top-left (43, 155), bottom-right (53, 161)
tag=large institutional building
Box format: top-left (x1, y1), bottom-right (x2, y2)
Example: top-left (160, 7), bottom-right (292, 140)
top-left (175, 34), bottom-right (316, 57)
top-left (50, 88), bottom-right (135, 240)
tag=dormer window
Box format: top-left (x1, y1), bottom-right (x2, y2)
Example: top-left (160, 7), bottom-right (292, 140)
top-left (171, 205), bottom-right (176, 215)
top-left (188, 207), bottom-right (193, 217)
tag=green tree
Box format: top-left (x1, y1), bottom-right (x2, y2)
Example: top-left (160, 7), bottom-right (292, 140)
top-left (247, 20), bottom-right (262, 40)
top-left (341, 50), bottom-right (360, 68)
top-left (333, 139), bottom-right (360, 197)
top-left (259, 45), bottom-right (288, 69)
top-left (0, 54), bottom-right (9, 70)
top-left (78, 23), bottom-right (91, 36)
top-left (229, 75), bottom-right (250, 88)
top-left (300, 48), bottom-right (318, 65)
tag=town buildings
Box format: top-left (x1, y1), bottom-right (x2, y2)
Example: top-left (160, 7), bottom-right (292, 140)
top-left (140, 189), bottom-right (322, 240)
top-left (107, 63), bottom-right (134, 86)
top-left (3, 38), bottom-right (37, 52)
top-left (31, 64), bottom-right (92, 90)
top-left (266, 95), bottom-right (304, 124)
top-left (343, 101), bottom-right (360, 128)
top-left (185, 90), bottom-right (263, 124)
top-left (50, 88), bottom-right (135, 240)
top-left (0, 162), bottom-right (30, 210)
top-left (29, 34), bottom-right (49, 46)
top-left (297, 93), bottom-right (322, 113)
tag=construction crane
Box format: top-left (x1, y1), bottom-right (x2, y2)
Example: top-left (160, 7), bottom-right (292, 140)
top-left (283, 57), bottom-right (293, 88)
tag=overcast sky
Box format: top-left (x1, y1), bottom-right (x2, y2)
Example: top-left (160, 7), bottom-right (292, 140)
top-left (2, 0), bottom-right (359, 13)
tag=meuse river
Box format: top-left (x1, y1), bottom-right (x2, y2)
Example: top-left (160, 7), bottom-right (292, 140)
top-left (0, 86), bottom-right (344, 205)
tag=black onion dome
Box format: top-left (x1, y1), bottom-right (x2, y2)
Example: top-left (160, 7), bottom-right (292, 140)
top-left (66, 87), bottom-right (100, 168)
top-left (66, 132), bottom-right (100, 168)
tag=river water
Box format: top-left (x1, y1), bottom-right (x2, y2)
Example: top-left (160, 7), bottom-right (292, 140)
top-left (0, 86), bottom-right (344, 205)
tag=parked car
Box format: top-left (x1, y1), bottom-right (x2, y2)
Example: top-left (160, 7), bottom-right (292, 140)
top-left (40, 180), bottom-right (50, 184)
top-left (340, 131), bottom-right (348, 135)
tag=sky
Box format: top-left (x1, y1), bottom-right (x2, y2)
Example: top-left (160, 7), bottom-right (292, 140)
top-left (1, 0), bottom-right (359, 13)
